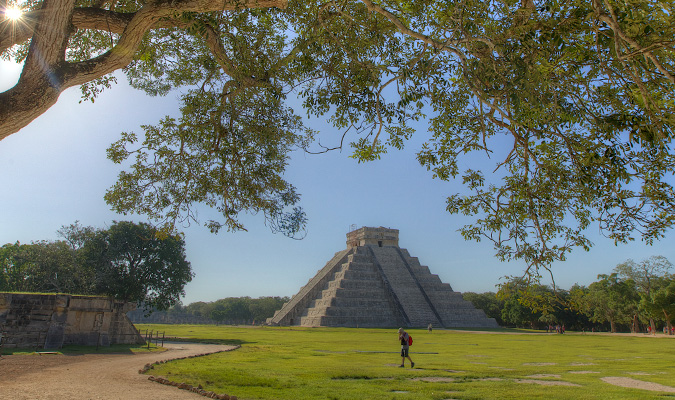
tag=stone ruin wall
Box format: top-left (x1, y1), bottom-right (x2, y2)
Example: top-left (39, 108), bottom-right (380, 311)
top-left (0, 293), bottom-right (145, 349)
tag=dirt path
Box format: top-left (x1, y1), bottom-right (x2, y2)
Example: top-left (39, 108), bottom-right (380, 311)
top-left (0, 343), bottom-right (234, 400)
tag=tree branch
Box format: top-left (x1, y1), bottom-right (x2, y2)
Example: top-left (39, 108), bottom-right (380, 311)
top-left (0, 0), bottom-right (287, 141)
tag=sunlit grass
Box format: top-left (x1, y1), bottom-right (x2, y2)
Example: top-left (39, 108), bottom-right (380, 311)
top-left (137, 324), bottom-right (675, 400)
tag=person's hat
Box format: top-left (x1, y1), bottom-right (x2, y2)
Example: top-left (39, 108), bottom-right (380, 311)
top-left (398, 327), bottom-right (403, 332)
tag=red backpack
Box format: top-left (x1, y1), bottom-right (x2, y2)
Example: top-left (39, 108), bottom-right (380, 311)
top-left (407, 335), bottom-right (413, 346)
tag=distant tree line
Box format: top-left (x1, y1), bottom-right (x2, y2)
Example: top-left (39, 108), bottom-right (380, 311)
top-left (464, 256), bottom-right (675, 333)
top-left (0, 221), bottom-right (193, 311)
top-left (130, 296), bottom-right (290, 325)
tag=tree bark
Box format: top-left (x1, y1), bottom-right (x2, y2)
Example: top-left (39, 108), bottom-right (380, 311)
top-left (664, 310), bottom-right (672, 334)
top-left (0, 0), bottom-right (75, 141)
top-left (0, 0), bottom-right (287, 141)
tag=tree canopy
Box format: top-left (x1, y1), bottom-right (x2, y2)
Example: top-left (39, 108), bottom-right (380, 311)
top-left (82, 221), bottom-right (194, 310)
top-left (474, 257), bottom-right (674, 332)
top-left (0, 221), bottom-right (194, 311)
top-left (614, 255), bottom-right (674, 331)
top-left (2, 0), bottom-right (674, 273)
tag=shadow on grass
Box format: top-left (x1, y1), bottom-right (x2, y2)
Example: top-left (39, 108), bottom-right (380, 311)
top-left (1, 343), bottom-right (164, 356)
top-left (444, 327), bottom-right (548, 334)
top-left (166, 337), bottom-right (252, 346)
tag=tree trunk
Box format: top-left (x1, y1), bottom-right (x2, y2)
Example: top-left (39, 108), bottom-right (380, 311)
top-left (664, 310), bottom-right (672, 334)
top-left (0, 0), bottom-right (75, 141)
top-left (610, 319), bottom-right (616, 333)
top-left (0, 0), bottom-right (288, 141)
top-left (631, 314), bottom-right (639, 333)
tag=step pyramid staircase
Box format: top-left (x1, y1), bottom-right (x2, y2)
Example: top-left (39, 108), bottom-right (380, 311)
top-left (267, 227), bottom-right (498, 328)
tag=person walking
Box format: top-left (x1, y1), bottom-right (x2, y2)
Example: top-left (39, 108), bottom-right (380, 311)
top-left (398, 328), bottom-right (415, 368)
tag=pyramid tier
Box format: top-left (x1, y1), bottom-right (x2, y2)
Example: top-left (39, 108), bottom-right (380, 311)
top-left (268, 227), bottom-right (498, 328)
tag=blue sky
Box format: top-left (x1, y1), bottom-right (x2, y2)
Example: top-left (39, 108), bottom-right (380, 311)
top-left (2, 59), bottom-right (674, 305)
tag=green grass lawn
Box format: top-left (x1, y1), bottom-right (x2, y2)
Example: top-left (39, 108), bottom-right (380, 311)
top-left (137, 324), bottom-right (675, 400)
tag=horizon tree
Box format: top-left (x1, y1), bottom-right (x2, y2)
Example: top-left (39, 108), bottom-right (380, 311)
top-left (584, 273), bottom-right (640, 333)
top-left (615, 256), bottom-right (673, 333)
top-left (83, 220), bottom-right (194, 311)
top-left (0, 221), bottom-right (194, 311)
top-left (0, 242), bottom-right (32, 292)
top-left (0, 240), bottom-right (94, 294)
top-left (639, 277), bottom-right (675, 333)
top-left (497, 278), bottom-right (546, 328)
top-left (462, 291), bottom-right (504, 326)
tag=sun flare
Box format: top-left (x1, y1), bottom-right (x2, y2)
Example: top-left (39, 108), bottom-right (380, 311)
top-left (5, 6), bottom-right (23, 21)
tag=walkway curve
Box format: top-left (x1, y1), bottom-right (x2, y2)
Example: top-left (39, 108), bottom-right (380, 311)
top-left (0, 342), bottom-right (235, 400)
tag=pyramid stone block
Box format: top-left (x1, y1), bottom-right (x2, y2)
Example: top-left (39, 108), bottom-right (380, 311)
top-left (267, 227), bottom-right (498, 328)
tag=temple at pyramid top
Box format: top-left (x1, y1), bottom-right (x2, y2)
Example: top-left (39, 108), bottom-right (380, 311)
top-left (346, 226), bottom-right (399, 248)
top-left (267, 226), bottom-right (498, 328)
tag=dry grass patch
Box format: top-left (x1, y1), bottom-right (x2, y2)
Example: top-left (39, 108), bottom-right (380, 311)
top-left (601, 377), bottom-right (675, 393)
top-left (515, 379), bottom-right (581, 387)
top-left (411, 377), bottom-right (456, 382)
top-left (526, 374), bottom-right (562, 378)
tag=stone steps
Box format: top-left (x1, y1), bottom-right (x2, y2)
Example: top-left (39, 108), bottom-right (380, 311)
top-left (300, 315), bottom-right (396, 327)
top-left (333, 269), bottom-right (380, 281)
top-left (318, 287), bottom-right (391, 300)
top-left (370, 246), bottom-right (442, 327)
top-left (400, 251), bottom-right (496, 326)
top-left (303, 307), bottom-right (396, 317)
top-left (267, 249), bottom-right (352, 326)
top-left (299, 249), bottom-right (401, 327)
top-left (311, 297), bottom-right (393, 308)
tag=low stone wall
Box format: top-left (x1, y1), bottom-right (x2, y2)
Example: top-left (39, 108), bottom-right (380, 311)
top-left (0, 293), bottom-right (145, 349)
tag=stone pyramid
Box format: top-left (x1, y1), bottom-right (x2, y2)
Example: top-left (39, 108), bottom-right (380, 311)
top-left (267, 227), bottom-right (498, 328)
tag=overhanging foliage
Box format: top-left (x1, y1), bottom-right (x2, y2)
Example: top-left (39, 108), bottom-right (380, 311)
top-left (1, 0), bottom-right (674, 272)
